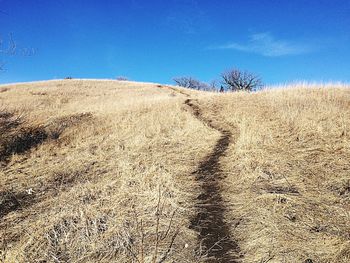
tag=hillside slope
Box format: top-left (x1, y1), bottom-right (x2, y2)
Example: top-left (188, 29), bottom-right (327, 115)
top-left (197, 87), bottom-right (350, 262)
top-left (0, 80), bottom-right (349, 263)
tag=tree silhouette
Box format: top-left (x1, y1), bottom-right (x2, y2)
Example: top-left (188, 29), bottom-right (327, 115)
top-left (221, 69), bottom-right (263, 91)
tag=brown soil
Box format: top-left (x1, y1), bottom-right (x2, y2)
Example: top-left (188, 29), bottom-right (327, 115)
top-left (185, 98), bottom-right (240, 263)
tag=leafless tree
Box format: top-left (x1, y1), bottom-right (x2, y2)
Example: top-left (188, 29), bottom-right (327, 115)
top-left (173, 76), bottom-right (212, 91)
top-left (116, 76), bottom-right (129, 81)
top-left (1, 34), bottom-right (15, 71)
top-left (209, 79), bottom-right (219, 90)
top-left (221, 69), bottom-right (263, 91)
top-left (0, 33), bottom-right (34, 71)
top-left (173, 76), bottom-right (198, 89)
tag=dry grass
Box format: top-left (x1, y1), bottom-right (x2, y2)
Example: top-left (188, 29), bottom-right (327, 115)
top-left (1, 80), bottom-right (349, 263)
top-left (0, 80), bottom-right (219, 262)
top-left (197, 85), bottom-right (350, 263)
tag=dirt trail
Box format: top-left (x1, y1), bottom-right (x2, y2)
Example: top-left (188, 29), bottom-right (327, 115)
top-left (160, 85), bottom-right (240, 261)
top-left (184, 98), bottom-right (240, 262)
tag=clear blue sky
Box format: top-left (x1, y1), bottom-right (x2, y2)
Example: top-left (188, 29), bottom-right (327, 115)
top-left (1, 0), bottom-right (350, 85)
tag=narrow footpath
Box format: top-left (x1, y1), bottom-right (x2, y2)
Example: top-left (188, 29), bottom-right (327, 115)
top-left (162, 85), bottom-right (241, 262)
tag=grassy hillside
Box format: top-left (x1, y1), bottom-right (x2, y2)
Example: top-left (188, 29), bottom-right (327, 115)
top-left (0, 80), bottom-right (349, 263)
top-left (197, 87), bottom-right (350, 262)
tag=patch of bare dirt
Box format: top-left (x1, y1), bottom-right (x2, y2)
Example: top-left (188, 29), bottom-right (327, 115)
top-left (185, 99), bottom-right (241, 263)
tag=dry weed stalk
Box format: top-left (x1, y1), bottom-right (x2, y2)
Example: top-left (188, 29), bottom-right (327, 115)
top-left (128, 188), bottom-right (180, 263)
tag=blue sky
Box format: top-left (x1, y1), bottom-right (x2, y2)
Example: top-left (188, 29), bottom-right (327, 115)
top-left (1, 0), bottom-right (350, 85)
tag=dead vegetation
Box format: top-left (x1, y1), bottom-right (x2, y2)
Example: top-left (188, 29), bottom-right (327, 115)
top-left (0, 109), bottom-right (93, 164)
top-left (0, 80), bottom-right (217, 262)
top-left (0, 110), bottom-right (47, 163)
top-left (0, 80), bottom-right (349, 263)
top-left (196, 85), bottom-right (350, 263)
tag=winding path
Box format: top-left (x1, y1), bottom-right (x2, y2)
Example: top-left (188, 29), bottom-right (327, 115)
top-left (162, 85), bottom-right (240, 261)
top-left (184, 98), bottom-right (240, 262)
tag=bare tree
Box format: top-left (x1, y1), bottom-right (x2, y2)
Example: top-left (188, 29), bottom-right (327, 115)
top-left (116, 76), bottom-right (129, 81)
top-left (0, 34), bottom-right (34, 71)
top-left (173, 76), bottom-right (198, 89)
top-left (173, 76), bottom-right (212, 91)
top-left (221, 69), bottom-right (263, 91)
top-left (0, 38), bottom-right (6, 71)
top-left (209, 79), bottom-right (219, 90)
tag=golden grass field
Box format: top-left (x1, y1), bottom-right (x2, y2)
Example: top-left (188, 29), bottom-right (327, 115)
top-left (0, 80), bottom-right (349, 263)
